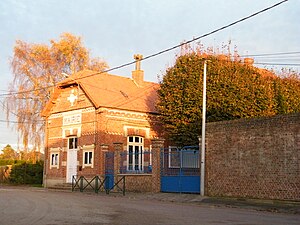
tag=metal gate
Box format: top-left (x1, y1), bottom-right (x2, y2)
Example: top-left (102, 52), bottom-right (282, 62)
top-left (161, 146), bottom-right (200, 193)
top-left (105, 152), bottom-right (114, 190)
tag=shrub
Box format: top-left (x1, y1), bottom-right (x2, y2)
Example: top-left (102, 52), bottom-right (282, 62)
top-left (0, 159), bottom-right (26, 166)
top-left (9, 161), bottom-right (43, 184)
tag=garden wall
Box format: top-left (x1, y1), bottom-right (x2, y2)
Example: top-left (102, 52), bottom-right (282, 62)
top-left (206, 113), bottom-right (300, 201)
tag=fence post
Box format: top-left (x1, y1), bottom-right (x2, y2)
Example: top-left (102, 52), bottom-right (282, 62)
top-left (151, 139), bottom-right (164, 193)
top-left (72, 175), bottom-right (74, 192)
top-left (95, 176), bottom-right (99, 194)
top-left (123, 176), bottom-right (126, 196)
top-left (80, 176), bottom-right (84, 192)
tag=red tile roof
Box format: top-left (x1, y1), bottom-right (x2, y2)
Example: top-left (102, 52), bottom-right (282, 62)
top-left (42, 70), bottom-right (159, 116)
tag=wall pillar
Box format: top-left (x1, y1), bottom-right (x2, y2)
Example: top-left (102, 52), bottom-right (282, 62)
top-left (113, 142), bottom-right (122, 184)
top-left (151, 139), bottom-right (164, 193)
top-left (100, 144), bottom-right (109, 175)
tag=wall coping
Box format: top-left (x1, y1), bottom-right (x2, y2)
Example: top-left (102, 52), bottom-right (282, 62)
top-left (117, 173), bottom-right (152, 176)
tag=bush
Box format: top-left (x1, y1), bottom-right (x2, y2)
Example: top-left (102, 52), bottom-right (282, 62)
top-left (9, 161), bottom-right (43, 184)
top-left (0, 159), bottom-right (26, 166)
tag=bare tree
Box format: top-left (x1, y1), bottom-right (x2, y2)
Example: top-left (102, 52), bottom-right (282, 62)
top-left (5, 33), bottom-right (108, 152)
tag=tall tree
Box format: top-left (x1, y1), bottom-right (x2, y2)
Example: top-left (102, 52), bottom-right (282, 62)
top-left (5, 33), bottom-right (108, 151)
top-left (0, 144), bottom-right (17, 160)
top-left (157, 49), bottom-right (300, 146)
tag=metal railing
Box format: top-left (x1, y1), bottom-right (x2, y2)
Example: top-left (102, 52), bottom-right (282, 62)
top-left (72, 175), bottom-right (126, 195)
top-left (119, 151), bottom-right (152, 174)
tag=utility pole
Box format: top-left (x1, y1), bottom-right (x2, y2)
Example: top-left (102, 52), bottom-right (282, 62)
top-left (200, 60), bottom-right (207, 196)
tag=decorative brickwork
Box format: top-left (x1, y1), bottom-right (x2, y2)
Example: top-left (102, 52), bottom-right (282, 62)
top-left (42, 69), bottom-right (162, 189)
top-left (206, 114), bottom-right (300, 201)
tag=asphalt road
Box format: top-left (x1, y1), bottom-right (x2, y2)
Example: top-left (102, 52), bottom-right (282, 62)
top-left (0, 187), bottom-right (299, 225)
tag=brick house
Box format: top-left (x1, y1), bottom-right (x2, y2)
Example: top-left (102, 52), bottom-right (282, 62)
top-left (42, 56), bottom-right (162, 188)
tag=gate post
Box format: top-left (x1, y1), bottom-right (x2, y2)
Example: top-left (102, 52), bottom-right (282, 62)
top-left (151, 139), bottom-right (164, 193)
top-left (113, 142), bottom-right (122, 189)
top-left (100, 144), bottom-right (109, 175)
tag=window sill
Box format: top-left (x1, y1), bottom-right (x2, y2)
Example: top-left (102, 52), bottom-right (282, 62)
top-left (50, 166), bottom-right (59, 169)
top-left (83, 165), bottom-right (93, 168)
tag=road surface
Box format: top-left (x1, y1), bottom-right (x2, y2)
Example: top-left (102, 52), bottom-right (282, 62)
top-left (0, 187), bottom-right (299, 225)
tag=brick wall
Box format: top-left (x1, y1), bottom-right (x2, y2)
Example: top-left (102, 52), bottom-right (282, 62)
top-left (44, 85), bottom-right (162, 188)
top-left (117, 174), bottom-right (153, 192)
top-left (206, 114), bottom-right (300, 201)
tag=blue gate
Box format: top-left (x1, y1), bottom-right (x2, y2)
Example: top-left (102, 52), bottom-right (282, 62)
top-left (105, 152), bottom-right (114, 190)
top-left (161, 146), bottom-right (200, 193)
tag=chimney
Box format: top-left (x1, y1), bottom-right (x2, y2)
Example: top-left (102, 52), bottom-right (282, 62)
top-left (132, 54), bottom-right (144, 86)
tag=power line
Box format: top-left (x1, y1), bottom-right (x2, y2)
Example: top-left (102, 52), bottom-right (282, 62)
top-left (240, 51), bottom-right (300, 57)
top-left (0, 119), bottom-right (44, 124)
top-left (0, 100), bottom-right (44, 124)
top-left (79, 0), bottom-right (288, 81)
top-left (0, 86), bottom-right (52, 97)
top-left (252, 56), bottom-right (300, 60)
top-left (254, 62), bottom-right (300, 66)
top-left (0, 0), bottom-right (288, 98)
top-left (0, 100), bottom-right (19, 118)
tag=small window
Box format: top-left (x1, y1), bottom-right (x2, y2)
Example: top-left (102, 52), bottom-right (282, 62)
top-left (83, 150), bottom-right (94, 168)
top-left (50, 153), bottom-right (59, 168)
top-left (84, 151), bottom-right (93, 165)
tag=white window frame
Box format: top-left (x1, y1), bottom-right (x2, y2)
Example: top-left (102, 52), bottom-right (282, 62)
top-left (83, 148), bottom-right (94, 168)
top-left (50, 150), bottom-right (60, 169)
top-left (68, 136), bottom-right (78, 150)
top-left (127, 136), bottom-right (144, 172)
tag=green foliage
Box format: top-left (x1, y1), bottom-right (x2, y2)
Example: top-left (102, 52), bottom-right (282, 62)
top-left (0, 159), bottom-right (26, 166)
top-left (9, 161), bottom-right (43, 184)
top-left (273, 76), bottom-right (300, 114)
top-left (158, 52), bottom-right (300, 146)
top-left (0, 144), bottom-right (18, 160)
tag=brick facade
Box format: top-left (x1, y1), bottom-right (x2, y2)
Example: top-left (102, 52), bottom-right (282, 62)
top-left (206, 114), bottom-right (300, 201)
top-left (43, 69), bottom-right (162, 189)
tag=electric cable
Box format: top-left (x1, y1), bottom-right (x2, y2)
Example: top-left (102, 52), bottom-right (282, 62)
top-left (254, 63), bottom-right (300, 66)
top-left (0, 0), bottom-right (288, 98)
top-left (240, 51), bottom-right (300, 57)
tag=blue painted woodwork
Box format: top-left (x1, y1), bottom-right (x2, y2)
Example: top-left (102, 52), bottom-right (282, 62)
top-left (161, 146), bottom-right (200, 193)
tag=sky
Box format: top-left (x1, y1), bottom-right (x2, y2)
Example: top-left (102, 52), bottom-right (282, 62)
top-left (0, 0), bottom-right (299, 151)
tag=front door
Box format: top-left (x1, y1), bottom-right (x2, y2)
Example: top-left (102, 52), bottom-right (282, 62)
top-left (66, 137), bottom-right (78, 183)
